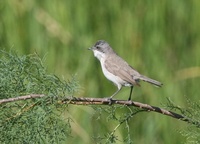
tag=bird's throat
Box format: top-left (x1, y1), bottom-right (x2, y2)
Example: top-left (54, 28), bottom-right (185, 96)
top-left (93, 50), bottom-right (106, 61)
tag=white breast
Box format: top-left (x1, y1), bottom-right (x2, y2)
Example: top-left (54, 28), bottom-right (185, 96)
top-left (101, 59), bottom-right (124, 89)
top-left (93, 50), bottom-right (131, 89)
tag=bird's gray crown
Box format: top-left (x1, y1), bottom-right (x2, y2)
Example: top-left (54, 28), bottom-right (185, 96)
top-left (94, 40), bottom-right (108, 47)
top-left (93, 40), bottom-right (112, 53)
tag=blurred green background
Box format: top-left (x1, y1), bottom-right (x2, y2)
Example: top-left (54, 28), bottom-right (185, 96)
top-left (1, 0), bottom-right (200, 143)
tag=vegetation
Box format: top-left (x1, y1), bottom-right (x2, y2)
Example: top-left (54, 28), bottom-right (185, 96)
top-left (1, 1), bottom-right (200, 143)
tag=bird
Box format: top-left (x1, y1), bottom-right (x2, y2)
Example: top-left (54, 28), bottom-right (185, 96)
top-left (88, 40), bottom-right (162, 100)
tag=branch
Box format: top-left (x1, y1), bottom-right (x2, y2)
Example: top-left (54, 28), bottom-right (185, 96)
top-left (0, 94), bottom-right (200, 127)
top-left (62, 97), bottom-right (200, 127)
top-left (63, 97), bottom-right (176, 116)
top-left (0, 94), bottom-right (45, 104)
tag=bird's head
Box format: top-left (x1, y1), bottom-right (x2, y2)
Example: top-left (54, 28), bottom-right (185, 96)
top-left (88, 40), bottom-right (113, 60)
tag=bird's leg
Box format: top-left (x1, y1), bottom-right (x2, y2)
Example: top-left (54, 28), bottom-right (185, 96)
top-left (107, 87), bottom-right (122, 104)
top-left (128, 86), bottom-right (133, 101)
top-left (110, 88), bottom-right (121, 99)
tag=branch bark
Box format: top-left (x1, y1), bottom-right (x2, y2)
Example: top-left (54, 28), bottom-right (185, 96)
top-left (0, 94), bottom-right (199, 127)
top-left (62, 97), bottom-right (199, 127)
top-left (0, 94), bottom-right (45, 104)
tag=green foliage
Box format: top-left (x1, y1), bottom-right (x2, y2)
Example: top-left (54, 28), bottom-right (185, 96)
top-left (91, 105), bottom-right (144, 144)
top-left (181, 125), bottom-right (200, 144)
top-left (0, 50), bottom-right (78, 98)
top-left (0, 51), bottom-right (78, 143)
top-left (165, 98), bottom-right (200, 143)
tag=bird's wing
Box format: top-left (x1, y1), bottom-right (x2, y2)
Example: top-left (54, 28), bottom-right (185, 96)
top-left (104, 55), bottom-right (141, 86)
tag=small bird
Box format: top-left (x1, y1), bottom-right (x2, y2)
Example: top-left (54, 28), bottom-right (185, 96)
top-left (88, 40), bottom-right (162, 100)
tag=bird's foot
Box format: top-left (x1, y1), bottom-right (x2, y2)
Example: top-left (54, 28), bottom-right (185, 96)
top-left (105, 97), bottom-right (113, 105)
top-left (127, 98), bottom-right (133, 105)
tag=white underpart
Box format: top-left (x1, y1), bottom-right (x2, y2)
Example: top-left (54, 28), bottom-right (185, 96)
top-left (93, 50), bottom-right (131, 90)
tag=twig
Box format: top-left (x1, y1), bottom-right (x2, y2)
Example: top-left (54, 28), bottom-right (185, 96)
top-left (0, 94), bottom-right (45, 104)
top-left (106, 109), bottom-right (145, 142)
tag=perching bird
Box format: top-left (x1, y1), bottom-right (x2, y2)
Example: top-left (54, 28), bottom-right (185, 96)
top-left (88, 40), bottom-right (162, 100)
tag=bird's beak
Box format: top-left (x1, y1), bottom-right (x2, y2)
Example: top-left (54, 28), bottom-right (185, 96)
top-left (88, 47), bottom-right (94, 50)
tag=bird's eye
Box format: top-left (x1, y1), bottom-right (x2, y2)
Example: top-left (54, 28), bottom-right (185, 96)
top-left (96, 46), bottom-right (104, 53)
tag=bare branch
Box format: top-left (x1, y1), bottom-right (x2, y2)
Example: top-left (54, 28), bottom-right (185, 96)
top-left (62, 97), bottom-right (182, 117)
top-left (0, 94), bottom-right (45, 104)
top-left (1, 95), bottom-right (200, 127)
top-left (61, 97), bottom-right (200, 127)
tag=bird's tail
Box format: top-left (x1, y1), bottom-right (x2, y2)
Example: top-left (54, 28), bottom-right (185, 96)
top-left (139, 75), bottom-right (163, 87)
